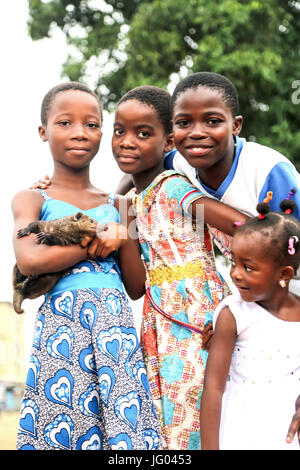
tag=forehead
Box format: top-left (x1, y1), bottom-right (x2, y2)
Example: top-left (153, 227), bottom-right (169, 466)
top-left (49, 89), bottom-right (101, 117)
top-left (116, 99), bottom-right (162, 126)
top-left (173, 86), bottom-right (231, 115)
top-left (231, 231), bottom-right (271, 260)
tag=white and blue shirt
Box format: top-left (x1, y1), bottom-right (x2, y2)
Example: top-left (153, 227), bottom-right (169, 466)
top-left (165, 136), bottom-right (300, 256)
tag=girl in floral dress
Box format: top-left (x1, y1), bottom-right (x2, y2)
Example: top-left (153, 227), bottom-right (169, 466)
top-left (106, 85), bottom-right (248, 449)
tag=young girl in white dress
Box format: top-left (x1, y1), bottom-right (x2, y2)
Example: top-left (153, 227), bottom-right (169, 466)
top-left (200, 193), bottom-right (300, 450)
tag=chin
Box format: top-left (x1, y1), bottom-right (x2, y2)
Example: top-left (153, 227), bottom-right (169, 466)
top-left (237, 289), bottom-right (255, 302)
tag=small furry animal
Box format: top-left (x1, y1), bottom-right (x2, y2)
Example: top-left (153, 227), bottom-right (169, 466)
top-left (13, 212), bottom-right (106, 314)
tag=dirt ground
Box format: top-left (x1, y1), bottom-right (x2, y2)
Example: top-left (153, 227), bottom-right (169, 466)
top-left (0, 411), bottom-right (18, 450)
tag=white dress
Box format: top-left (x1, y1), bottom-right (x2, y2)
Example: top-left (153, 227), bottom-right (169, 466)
top-left (213, 295), bottom-right (300, 450)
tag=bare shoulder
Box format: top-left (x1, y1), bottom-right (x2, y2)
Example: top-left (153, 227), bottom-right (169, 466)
top-left (214, 305), bottom-right (237, 335)
top-left (12, 189), bottom-right (44, 218)
top-left (12, 188), bottom-right (43, 204)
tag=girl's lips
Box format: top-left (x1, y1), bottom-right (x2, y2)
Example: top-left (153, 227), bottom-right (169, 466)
top-left (185, 146), bottom-right (212, 157)
top-left (67, 148), bottom-right (90, 156)
top-left (236, 285), bottom-right (250, 293)
top-left (117, 154), bottom-right (139, 163)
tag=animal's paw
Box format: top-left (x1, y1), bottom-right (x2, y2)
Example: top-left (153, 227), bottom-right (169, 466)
top-left (36, 232), bottom-right (69, 246)
top-left (17, 228), bottom-right (31, 238)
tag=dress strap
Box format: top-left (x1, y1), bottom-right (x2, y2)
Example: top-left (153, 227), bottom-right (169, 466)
top-left (35, 188), bottom-right (52, 201)
top-left (107, 192), bottom-right (117, 206)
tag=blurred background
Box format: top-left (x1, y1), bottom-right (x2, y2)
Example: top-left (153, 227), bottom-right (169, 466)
top-left (1, 0), bottom-right (300, 449)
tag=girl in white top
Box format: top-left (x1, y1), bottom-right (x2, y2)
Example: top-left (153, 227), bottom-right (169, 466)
top-left (200, 194), bottom-right (300, 450)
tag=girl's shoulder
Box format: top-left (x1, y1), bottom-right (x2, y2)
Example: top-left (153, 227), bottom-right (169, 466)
top-left (12, 188), bottom-right (44, 213)
top-left (12, 188), bottom-right (44, 201)
top-left (213, 294), bottom-right (259, 334)
top-left (156, 169), bottom-right (190, 185)
top-left (145, 170), bottom-right (200, 198)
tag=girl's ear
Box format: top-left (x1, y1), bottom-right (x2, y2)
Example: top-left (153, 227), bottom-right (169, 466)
top-left (38, 125), bottom-right (48, 142)
top-left (164, 132), bottom-right (174, 153)
top-left (280, 265), bottom-right (295, 284)
top-left (232, 115), bottom-right (243, 136)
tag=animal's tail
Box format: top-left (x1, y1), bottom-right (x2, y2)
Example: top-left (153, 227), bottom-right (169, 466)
top-left (13, 290), bottom-right (24, 314)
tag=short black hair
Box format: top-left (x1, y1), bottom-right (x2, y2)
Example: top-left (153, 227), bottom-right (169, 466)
top-left (235, 198), bottom-right (300, 271)
top-left (171, 72), bottom-right (239, 116)
top-left (118, 85), bottom-right (172, 134)
top-left (40, 81), bottom-right (102, 125)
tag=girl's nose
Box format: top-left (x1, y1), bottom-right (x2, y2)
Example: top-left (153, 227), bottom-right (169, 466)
top-left (120, 137), bottom-right (136, 148)
top-left (72, 124), bottom-right (87, 139)
top-left (190, 122), bottom-right (207, 138)
top-left (230, 264), bottom-right (242, 282)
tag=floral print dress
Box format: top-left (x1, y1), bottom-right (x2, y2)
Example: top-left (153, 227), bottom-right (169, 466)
top-left (132, 170), bottom-right (231, 450)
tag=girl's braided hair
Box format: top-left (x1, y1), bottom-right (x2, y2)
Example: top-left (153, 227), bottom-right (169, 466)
top-left (235, 189), bottom-right (300, 271)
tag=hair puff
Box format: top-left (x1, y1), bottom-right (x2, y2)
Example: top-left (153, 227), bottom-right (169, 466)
top-left (280, 199), bottom-right (296, 215)
top-left (256, 201), bottom-right (271, 219)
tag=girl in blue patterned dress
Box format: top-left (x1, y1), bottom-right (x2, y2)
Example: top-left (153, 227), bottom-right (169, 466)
top-left (12, 82), bottom-right (161, 450)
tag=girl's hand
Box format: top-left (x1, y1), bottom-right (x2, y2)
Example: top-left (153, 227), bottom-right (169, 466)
top-left (202, 322), bottom-right (214, 351)
top-left (83, 222), bottom-right (129, 259)
top-left (30, 174), bottom-right (51, 189)
top-left (286, 395), bottom-right (300, 446)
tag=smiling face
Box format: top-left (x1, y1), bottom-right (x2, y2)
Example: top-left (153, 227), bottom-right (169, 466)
top-left (172, 86), bottom-right (242, 189)
top-left (39, 89), bottom-right (102, 170)
top-left (112, 99), bottom-right (173, 190)
top-left (230, 231), bottom-right (284, 305)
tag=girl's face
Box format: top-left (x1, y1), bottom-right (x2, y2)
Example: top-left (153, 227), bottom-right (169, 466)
top-left (112, 99), bottom-right (173, 181)
top-left (172, 86), bottom-right (242, 188)
top-left (230, 232), bottom-right (284, 305)
top-left (39, 90), bottom-right (102, 169)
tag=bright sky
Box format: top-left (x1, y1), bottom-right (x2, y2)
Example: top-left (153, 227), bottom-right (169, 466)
top-left (0, 1), bottom-right (122, 301)
top-left (0, 1), bottom-right (123, 356)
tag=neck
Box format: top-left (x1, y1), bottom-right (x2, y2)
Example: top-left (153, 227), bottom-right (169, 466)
top-left (197, 137), bottom-right (236, 190)
top-left (51, 164), bottom-right (92, 190)
top-left (256, 288), bottom-right (290, 317)
top-left (132, 160), bottom-right (165, 193)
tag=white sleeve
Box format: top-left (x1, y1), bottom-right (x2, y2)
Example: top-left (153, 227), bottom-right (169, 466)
top-left (213, 294), bottom-right (251, 335)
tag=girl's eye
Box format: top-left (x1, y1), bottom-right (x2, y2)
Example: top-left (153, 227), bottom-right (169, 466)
top-left (245, 265), bottom-right (253, 272)
top-left (175, 119), bottom-right (190, 127)
top-left (113, 128), bottom-right (124, 136)
top-left (87, 123), bottom-right (99, 128)
top-left (137, 131), bottom-right (150, 138)
top-left (58, 121), bottom-right (70, 126)
top-left (207, 118), bottom-right (222, 126)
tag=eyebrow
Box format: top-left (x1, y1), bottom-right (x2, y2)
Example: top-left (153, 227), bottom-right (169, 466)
top-left (233, 257), bottom-right (259, 267)
top-left (55, 111), bottom-right (100, 118)
top-left (113, 121), bottom-right (155, 130)
top-left (174, 110), bottom-right (226, 119)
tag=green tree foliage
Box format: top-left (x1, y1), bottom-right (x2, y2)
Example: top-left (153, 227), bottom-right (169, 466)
top-left (28, 0), bottom-right (300, 167)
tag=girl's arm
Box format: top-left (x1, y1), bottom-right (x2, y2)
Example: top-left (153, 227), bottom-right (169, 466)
top-left (190, 197), bottom-right (248, 236)
top-left (12, 190), bottom-right (89, 276)
top-left (115, 174), bottom-right (134, 195)
top-left (85, 196), bottom-right (146, 300)
top-left (115, 196), bottom-right (146, 300)
top-left (286, 395), bottom-right (300, 446)
top-left (200, 306), bottom-right (237, 450)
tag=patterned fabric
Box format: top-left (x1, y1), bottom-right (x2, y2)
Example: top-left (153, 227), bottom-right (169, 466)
top-left (132, 170), bottom-right (231, 450)
top-left (16, 191), bottom-right (161, 450)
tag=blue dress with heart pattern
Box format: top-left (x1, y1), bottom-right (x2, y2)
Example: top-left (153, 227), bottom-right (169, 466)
top-left (16, 190), bottom-right (161, 450)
